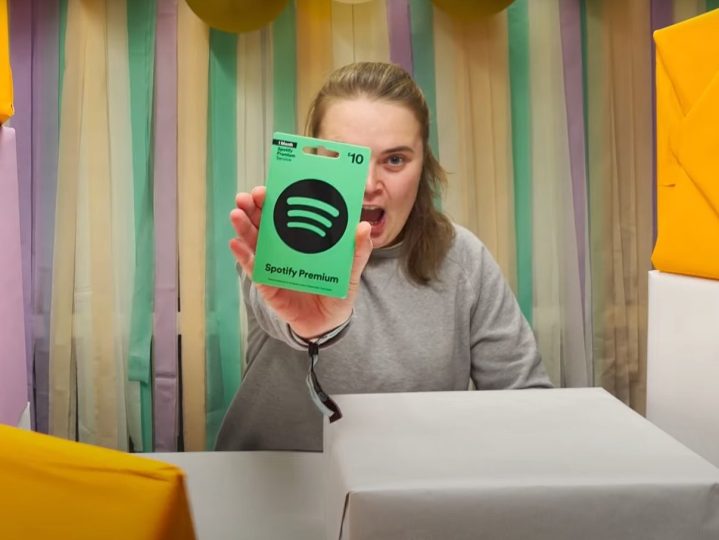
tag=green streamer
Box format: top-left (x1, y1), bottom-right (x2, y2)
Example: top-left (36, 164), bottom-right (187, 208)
top-left (507, 0), bottom-right (533, 324)
top-left (707, 0), bottom-right (719, 11)
top-left (409, 0), bottom-right (439, 159)
top-left (582, 0), bottom-right (606, 388)
top-left (127, 0), bottom-right (157, 452)
top-left (272, 1), bottom-right (297, 133)
top-left (580, 0), bottom-right (597, 386)
top-left (206, 29), bottom-right (240, 450)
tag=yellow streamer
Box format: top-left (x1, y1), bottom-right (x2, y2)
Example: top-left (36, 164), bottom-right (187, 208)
top-left (51, 0), bottom-right (86, 441)
top-left (237, 29), bottom-right (272, 191)
top-left (237, 28), bottom-right (273, 373)
top-left (178, 1), bottom-right (208, 451)
top-left (540, 0), bottom-right (588, 387)
top-left (331, 0), bottom-right (390, 69)
top-left (461, 13), bottom-right (515, 289)
top-left (433, 8), bottom-right (517, 291)
top-left (584, 0), bottom-right (609, 395)
top-left (295, 0), bottom-right (333, 132)
top-left (433, 6), bottom-right (462, 223)
top-left (80, 0), bottom-right (119, 449)
top-left (73, 99), bottom-right (93, 443)
top-left (331, 2), bottom-right (355, 67)
top-left (528, 0), bottom-right (563, 385)
top-left (585, 0), bottom-right (653, 411)
top-left (350, 0), bottom-right (390, 63)
top-left (604, 0), bottom-right (653, 412)
top-left (107, 0), bottom-right (134, 450)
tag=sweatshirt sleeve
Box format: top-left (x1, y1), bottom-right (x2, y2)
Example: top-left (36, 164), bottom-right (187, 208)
top-left (239, 265), bottom-right (351, 351)
top-left (465, 241), bottom-right (553, 390)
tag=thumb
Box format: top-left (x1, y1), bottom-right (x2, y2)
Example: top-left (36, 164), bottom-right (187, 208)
top-left (347, 221), bottom-right (373, 300)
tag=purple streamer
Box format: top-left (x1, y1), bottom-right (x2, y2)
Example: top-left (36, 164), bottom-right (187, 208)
top-left (8, 0), bottom-right (34, 421)
top-left (387, 0), bottom-right (413, 74)
top-left (650, 0), bottom-right (673, 245)
top-left (0, 127), bottom-right (29, 426)
top-left (30, 0), bottom-right (60, 434)
top-left (152, 0), bottom-right (180, 452)
top-left (559, 0), bottom-right (588, 316)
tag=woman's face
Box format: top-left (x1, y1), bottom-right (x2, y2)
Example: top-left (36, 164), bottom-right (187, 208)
top-left (318, 97), bottom-right (424, 249)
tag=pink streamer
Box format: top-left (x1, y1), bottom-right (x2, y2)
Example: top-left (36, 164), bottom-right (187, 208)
top-left (30, 0), bottom-right (60, 434)
top-left (0, 127), bottom-right (29, 426)
top-left (152, 0), bottom-right (180, 452)
top-left (559, 0), bottom-right (588, 315)
top-left (387, 0), bottom-right (413, 74)
top-left (8, 0), bottom-right (34, 417)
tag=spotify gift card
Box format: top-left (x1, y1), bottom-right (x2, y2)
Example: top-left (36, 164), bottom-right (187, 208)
top-left (253, 132), bottom-right (370, 298)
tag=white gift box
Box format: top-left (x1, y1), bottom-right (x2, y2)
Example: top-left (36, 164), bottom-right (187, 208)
top-left (647, 269), bottom-right (719, 467)
top-left (324, 388), bottom-right (719, 540)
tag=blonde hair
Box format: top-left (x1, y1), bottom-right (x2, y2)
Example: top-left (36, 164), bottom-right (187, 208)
top-left (305, 62), bottom-right (455, 285)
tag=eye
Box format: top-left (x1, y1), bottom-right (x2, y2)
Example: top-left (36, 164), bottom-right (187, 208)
top-left (385, 154), bottom-right (406, 167)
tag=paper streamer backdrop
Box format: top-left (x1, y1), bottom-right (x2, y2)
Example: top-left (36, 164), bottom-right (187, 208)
top-left (5, 0), bottom-right (716, 450)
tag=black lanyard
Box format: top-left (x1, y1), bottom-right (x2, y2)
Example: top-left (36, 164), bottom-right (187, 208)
top-left (306, 341), bottom-right (343, 422)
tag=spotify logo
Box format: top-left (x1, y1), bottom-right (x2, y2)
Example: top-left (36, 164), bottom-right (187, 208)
top-left (274, 179), bottom-right (348, 254)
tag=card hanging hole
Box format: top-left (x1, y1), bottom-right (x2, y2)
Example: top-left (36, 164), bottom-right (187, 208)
top-left (303, 145), bottom-right (340, 158)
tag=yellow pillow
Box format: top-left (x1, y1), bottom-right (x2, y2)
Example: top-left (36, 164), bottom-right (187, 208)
top-left (652, 9), bottom-right (719, 280)
top-left (0, 425), bottom-right (195, 539)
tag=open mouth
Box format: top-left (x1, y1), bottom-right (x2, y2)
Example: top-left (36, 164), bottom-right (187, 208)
top-left (361, 206), bottom-right (385, 225)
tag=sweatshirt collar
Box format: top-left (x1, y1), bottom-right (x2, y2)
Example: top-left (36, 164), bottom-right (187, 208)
top-left (370, 241), bottom-right (404, 260)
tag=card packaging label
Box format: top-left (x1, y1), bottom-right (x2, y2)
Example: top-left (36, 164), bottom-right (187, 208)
top-left (253, 132), bottom-right (371, 298)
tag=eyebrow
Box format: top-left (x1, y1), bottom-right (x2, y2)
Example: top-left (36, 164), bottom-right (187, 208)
top-left (381, 146), bottom-right (415, 155)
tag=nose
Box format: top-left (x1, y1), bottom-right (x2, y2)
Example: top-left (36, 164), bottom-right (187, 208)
top-left (364, 163), bottom-right (381, 198)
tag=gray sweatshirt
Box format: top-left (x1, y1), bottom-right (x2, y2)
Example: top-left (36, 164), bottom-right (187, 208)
top-left (215, 224), bottom-right (551, 452)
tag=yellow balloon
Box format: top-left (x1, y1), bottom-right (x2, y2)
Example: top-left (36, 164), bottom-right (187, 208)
top-left (432, 0), bottom-right (515, 19)
top-left (185, 0), bottom-right (290, 33)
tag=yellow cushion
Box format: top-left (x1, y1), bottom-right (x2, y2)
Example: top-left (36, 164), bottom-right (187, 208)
top-left (0, 0), bottom-right (13, 123)
top-left (0, 425), bottom-right (195, 539)
top-left (652, 9), bottom-right (719, 280)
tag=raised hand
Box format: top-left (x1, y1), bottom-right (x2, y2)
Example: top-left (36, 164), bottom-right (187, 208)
top-left (229, 186), bottom-right (373, 339)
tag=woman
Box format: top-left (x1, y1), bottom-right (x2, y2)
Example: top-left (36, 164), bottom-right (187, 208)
top-left (215, 62), bottom-right (551, 452)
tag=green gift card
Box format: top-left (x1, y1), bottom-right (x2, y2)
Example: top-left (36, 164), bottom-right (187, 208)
top-left (253, 132), bottom-right (370, 298)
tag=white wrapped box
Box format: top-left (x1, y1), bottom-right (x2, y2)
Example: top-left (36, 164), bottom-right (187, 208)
top-left (647, 269), bottom-right (719, 467)
top-left (324, 388), bottom-right (719, 540)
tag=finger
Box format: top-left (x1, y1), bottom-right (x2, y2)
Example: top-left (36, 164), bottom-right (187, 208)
top-left (243, 186), bottom-right (266, 229)
top-left (347, 221), bottom-right (373, 300)
top-left (230, 208), bottom-right (259, 250)
top-left (235, 192), bottom-right (255, 212)
top-left (250, 185), bottom-right (266, 209)
top-left (229, 237), bottom-right (255, 278)
top-left (235, 188), bottom-right (264, 229)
